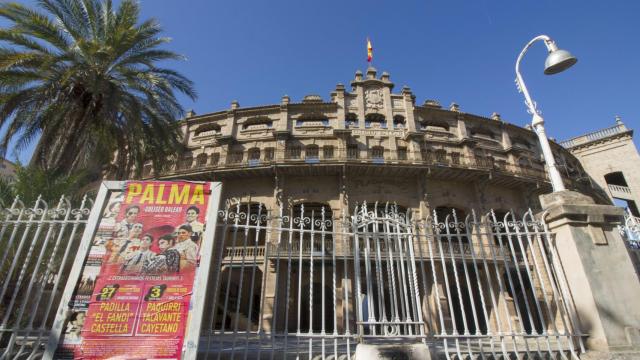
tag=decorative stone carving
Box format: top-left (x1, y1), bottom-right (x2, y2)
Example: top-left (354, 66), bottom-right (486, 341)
top-left (365, 88), bottom-right (384, 112)
top-left (302, 94), bottom-right (323, 103)
top-left (423, 99), bottom-right (441, 108)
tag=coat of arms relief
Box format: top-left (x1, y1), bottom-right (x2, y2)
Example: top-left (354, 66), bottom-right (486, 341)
top-left (365, 88), bottom-right (384, 112)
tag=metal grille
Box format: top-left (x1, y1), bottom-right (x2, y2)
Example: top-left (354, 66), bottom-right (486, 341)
top-left (0, 195), bottom-right (92, 360)
top-left (201, 202), bottom-right (584, 359)
top-left (621, 210), bottom-right (640, 245)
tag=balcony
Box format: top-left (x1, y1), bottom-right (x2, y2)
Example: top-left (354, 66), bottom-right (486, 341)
top-left (560, 123), bottom-right (628, 149)
top-left (219, 239), bottom-right (521, 262)
top-left (608, 184), bottom-right (634, 200)
top-left (154, 148), bottom-right (550, 183)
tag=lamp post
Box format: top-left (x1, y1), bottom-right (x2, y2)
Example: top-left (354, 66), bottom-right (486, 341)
top-left (515, 35), bottom-right (577, 192)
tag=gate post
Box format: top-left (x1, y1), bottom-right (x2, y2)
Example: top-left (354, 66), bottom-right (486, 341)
top-left (540, 190), bottom-right (640, 358)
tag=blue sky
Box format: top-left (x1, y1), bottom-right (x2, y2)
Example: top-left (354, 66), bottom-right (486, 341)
top-left (4, 0), bottom-right (640, 162)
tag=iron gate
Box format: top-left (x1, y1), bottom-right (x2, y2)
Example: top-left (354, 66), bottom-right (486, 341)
top-left (0, 196), bottom-right (585, 359)
top-left (200, 201), bottom-right (584, 359)
top-left (0, 195), bottom-right (93, 360)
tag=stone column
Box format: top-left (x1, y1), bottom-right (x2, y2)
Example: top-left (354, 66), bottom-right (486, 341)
top-left (540, 190), bottom-right (640, 358)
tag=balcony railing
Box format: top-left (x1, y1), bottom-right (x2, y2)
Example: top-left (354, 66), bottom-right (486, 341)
top-left (560, 124), bottom-right (627, 148)
top-left (157, 149), bottom-right (550, 181)
top-left (245, 239), bottom-right (522, 261)
top-left (608, 183), bottom-right (632, 197)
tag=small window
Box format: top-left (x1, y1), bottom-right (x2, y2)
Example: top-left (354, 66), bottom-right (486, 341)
top-left (365, 114), bottom-right (386, 129)
top-left (248, 148), bottom-right (261, 166)
top-left (450, 152), bottom-right (460, 165)
top-left (421, 148), bottom-right (431, 162)
top-left (371, 146), bottom-right (385, 163)
top-left (420, 121), bottom-right (449, 132)
top-left (323, 146), bottom-right (334, 159)
top-left (347, 144), bottom-right (359, 159)
top-left (435, 150), bottom-right (447, 163)
top-left (397, 147), bottom-right (407, 161)
top-left (194, 123), bottom-right (221, 137)
top-left (393, 115), bottom-right (406, 129)
top-left (248, 148), bottom-right (260, 160)
top-left (210, 153), bottom-right (220, 166)
top-left (604, 171), bottom-right (628, 187)
top-left (518, 157), bottom-right (531, 168)
top-left (264, 148), bottom-right (275, 162)
top-left (177, 154), bottom-right (193, 170)
top-left (305, 145), bottom-right (319, 163)
top-left (227, 151), bottom-right (243, 164)
top-left (195, 153), bottom-right (208, 167)
top-left (346, 113), bottom-right (358, 128)
top-left (470, 127), bottom-right (496, 140)
top-left (287, 146), bottom-right (302, 160)
top-left (243, 117), bottom-right (273, 130)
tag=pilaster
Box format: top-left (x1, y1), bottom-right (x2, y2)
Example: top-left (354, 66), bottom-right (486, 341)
top-left (540, 190), bottom-right (640, 358)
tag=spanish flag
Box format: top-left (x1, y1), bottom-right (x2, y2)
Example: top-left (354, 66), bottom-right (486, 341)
top-left (367, 38), bottom-right (373, 62)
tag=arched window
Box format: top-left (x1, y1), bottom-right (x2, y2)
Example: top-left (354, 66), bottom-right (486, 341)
top-left (264, 147), bottom-right (275, 162)
top-left (195, 153), bottom-right (208, 167)
top-left (420, 120), bottom-right (450, 132)
top-left (365, 113), bottom-right (386, 129)
top-left (177, 153), bottom-right (193, 170)
top-left (352, 202), bottom-right (416, 335)
top-left (227, 149), bottom-right (244, 165)
top-left (194, 123), bottom-right (220, 137)
top-left (420, 147), bottom-right (431, 162)
top-left (286, 144), bottom-right (302, 160)
top-left (370, 146), bottom-right (385, 163)
top-left (305, 145), bottom-right (319, 163)
top-left (323, 145), bottom-right (334, 159)
top-left (518, 156), bottom-right (532, 169)
top-left (286, 203), bottom-right (334, 333)
top-left (474, 149), bottom-right (492, 168)
top-left (296, 114), bottom-right (329, 127)
top-left (469, 127), bottom-right (496, 140)
top-left (347, 144), bottom-right (359, 159)
top-left (346, 113), bottom-right (359, 128)
top-left (433, 206), bottom-right (488, 335)
top-left (397, 146), bottom-right (407, 161)
top-left (247, 148), bottom-right (261, 166)
top-left (215, 202), bottom-right (268, 332)
top-left (605, 171), bottom-right (628, 187)
top-left (242, 117), bottom-right (273, 130)
top-left (210, 153), bottom-right (220, 166)
top-left (393, 115), bottom-right (406, 129)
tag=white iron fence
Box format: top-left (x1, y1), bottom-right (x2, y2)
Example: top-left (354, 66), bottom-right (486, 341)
top-left (0, 195), bottom-right (587, 359)
top-left (0, 196), bottom-right (93, 360)
top-left (200, 202), bottom-right (585, 359)
top-left (621, 211), bottom-right (640, 246)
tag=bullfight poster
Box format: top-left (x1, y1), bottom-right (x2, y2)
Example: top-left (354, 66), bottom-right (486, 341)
top-left (49, 181), bottom-right (221, 359)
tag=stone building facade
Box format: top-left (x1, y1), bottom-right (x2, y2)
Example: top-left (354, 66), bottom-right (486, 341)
top-left (142, 68), bottom-right (627, 358)
top-left (561, 117), bottom-right (640, 217)
top-left (146, 67), bottom-right (604, 214)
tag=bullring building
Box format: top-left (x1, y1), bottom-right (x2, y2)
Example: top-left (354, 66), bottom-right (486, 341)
top-left (142, 68), bottom-right (640, 359)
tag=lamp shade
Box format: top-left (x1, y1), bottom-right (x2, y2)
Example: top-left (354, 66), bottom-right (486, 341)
top-left (544, 49), bottom-right (577, 75)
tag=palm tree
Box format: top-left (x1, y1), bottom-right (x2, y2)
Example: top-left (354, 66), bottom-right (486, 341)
top-left (0, 0), bottom-right (196, 179)
top-left (0, 163), bottom-right (90, 206)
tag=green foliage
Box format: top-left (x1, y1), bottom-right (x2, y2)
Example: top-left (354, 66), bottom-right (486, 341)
top-left (0, 163), bottom-right (91, 206)
top-left (0, 0), bottom-right (196, 179)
